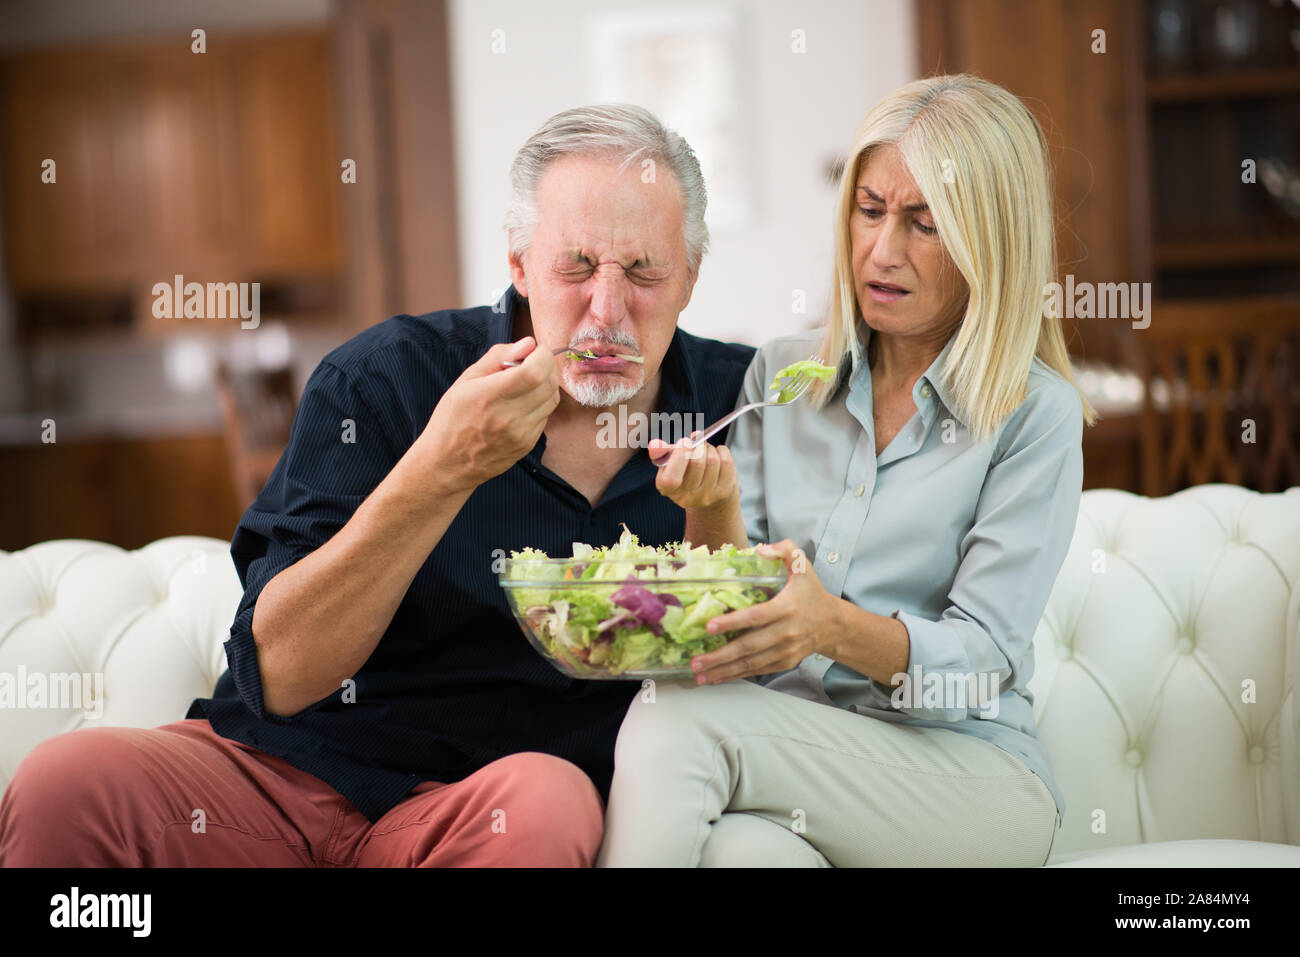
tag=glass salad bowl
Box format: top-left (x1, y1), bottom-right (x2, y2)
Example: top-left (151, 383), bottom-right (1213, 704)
top-left (500, 527), bottom-right (786, 679)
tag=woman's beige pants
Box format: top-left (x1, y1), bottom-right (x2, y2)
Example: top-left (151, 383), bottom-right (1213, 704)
top-left (595, 677), bottom-right (1059, 867)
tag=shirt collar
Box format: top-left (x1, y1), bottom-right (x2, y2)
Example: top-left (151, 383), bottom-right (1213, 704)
top-left (850, 323), bottom-right (965, 428)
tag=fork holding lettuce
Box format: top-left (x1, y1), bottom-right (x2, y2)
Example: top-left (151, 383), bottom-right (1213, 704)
top-left (650, 358), bottom-right (836, 551)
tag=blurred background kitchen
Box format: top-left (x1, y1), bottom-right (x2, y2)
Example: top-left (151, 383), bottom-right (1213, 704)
top-left (0, 0), bottom-right (1297, 550)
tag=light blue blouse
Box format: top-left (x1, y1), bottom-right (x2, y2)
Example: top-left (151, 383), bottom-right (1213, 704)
top-left (727, 325), bottom-right (1085, 825)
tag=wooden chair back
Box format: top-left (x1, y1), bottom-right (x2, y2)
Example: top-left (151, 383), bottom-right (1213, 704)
top-left (214, 361), bottom-right (298, 509)
top-left (1135, 297), bottom-right (1300, 496)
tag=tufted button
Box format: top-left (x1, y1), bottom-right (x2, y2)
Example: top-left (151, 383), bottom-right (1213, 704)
top-left (1124, 748), bottom-right (1143, 768)
top-left (1176, 635), bottom-right (1194, 654)
top-left (1249, 746), bottom-right (1265, 765)
top-left (826, 551), bottom-right (840, 565)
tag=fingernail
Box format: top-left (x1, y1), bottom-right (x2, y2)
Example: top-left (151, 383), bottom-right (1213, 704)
top-left (696, 674), bottom-right (708, 685)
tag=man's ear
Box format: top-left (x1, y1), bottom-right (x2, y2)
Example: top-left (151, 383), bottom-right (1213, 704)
top-left (507, 245), bottom-right (529, 297)
top-left (680, 269), bottom-right (699, 312)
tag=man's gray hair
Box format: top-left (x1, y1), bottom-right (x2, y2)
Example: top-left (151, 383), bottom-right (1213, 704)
top-left (503, 103), bottom-right (710, 274)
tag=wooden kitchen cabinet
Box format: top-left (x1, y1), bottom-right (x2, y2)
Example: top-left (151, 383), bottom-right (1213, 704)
top-left (0, 30), bottom-right (342, 322)
top-left (136, 44), bottom-right (246, 283)
top-left (235, 33), bottom-right (342, 279)
top-left (0, 53), bottom-right (145, 292)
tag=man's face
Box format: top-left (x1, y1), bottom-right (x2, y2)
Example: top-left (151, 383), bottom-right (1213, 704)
top-left (509, 153), bottom-right (697, 409)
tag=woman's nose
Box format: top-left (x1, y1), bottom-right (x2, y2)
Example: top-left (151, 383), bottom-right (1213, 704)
top-left (869, 216), bottom-right (909, 270)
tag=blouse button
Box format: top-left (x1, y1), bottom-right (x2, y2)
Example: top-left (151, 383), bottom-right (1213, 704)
top-left (826, 551), bottom-right (840, 564)
top-left (919, 383), bottom-right (932, 399)
top-left (853, 484), bottom-right (865, 497)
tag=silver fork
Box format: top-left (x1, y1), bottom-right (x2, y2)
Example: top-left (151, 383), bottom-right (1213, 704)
top-left (650, 353), bottom-right (825, 467)
top-left (502, 347), bottom-right (642, 368)
top-left (502, 347), bottom-right (594, 368)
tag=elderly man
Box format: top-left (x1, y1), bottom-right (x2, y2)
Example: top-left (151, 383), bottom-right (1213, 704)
top-left (0, 105), bottom-right (753, 867)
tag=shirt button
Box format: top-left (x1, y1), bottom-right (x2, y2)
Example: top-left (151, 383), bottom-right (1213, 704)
top-left (853, 484), bottom-right (865, 497)
top-left (826, 551), bottom-right (840, 564)
top-left (920, 383), bottom-right (932, 399)
top-left (814, 654), bottom-right (826, 661)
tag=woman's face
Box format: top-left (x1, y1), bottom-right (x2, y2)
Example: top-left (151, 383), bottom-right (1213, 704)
top-left (849, 144), bottom-right (967, 343)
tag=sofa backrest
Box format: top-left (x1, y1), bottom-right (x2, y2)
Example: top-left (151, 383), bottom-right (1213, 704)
top-left (1030, 485), bottom-right (1300, 856)
top-left (0, 536), bottom-right (240, 793)
top-left (3, 486), bottom-right (1298, 852)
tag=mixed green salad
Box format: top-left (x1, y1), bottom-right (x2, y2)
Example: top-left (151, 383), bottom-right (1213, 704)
top-left (501, 525), bottom-right (785, 677)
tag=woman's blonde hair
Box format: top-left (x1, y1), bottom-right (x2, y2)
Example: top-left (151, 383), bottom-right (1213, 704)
top-left (810, 73), bottom-right (1096, 439)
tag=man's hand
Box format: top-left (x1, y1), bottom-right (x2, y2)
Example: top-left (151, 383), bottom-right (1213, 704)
top-left (419, 336), bottom-right (561, 493)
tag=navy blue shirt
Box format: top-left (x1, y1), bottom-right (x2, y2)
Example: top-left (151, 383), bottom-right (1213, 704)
top-left (188, 285), bottom-right (755, 823)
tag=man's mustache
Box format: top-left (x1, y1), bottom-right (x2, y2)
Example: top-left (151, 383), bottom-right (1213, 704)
top-left (567, 328), bottom-right (641, 354)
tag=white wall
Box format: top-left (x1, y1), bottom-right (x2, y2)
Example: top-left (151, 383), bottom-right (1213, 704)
top-left (447, 0), bottom-right (916, 346)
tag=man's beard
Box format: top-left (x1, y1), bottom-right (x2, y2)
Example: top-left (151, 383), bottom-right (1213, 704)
top-left (564, 372), bottom-right (643, 408)
top-left (562, 326), bottom-right (644, 409)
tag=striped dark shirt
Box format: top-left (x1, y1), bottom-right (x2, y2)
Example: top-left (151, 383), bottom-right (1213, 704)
top-left (187, 285), bottom-right (755, 822)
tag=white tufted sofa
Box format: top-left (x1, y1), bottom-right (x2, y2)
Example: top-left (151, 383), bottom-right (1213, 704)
top-left (1, 485), bottom-right (1298, 866)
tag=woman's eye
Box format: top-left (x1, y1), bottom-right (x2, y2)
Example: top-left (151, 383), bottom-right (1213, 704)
top-left (859, 206), bottom-right (936, 236)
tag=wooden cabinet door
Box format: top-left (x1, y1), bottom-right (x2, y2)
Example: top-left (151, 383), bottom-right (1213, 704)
top-left (133, 44), bottom-right (247, 335)
top-left (235, 32), bottom-right (342, 278)
top-left (0, 54), bottom-right (145, 292)
top-left (137, 45), bottom-right (245, 285)
top-left (916, 0), bottom-right (1143, 367)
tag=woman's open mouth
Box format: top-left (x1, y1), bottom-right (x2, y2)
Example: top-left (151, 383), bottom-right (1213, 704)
top-left (866, 281), bottom-right (910, 304)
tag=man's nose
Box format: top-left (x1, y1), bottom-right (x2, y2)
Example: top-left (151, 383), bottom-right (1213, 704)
top-left (589, 265), bottom-right (630, 325)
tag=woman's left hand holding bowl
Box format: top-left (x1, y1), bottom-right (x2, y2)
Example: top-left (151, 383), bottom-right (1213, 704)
top-left (690, 539), bottom-right (845, 685)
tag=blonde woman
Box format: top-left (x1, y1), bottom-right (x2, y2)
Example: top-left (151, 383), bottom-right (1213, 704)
top-left (596, 74), bottom-right (1097, 868)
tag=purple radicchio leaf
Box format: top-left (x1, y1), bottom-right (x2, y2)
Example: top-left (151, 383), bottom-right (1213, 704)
top-left (611, 576), bottom-right (669, 626)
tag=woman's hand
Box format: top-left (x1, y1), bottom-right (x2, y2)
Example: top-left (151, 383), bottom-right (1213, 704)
top-left (650, 433), bottom-right (738, 511)
top-left (689, 539), bottom-right (847, 684)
